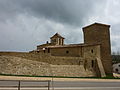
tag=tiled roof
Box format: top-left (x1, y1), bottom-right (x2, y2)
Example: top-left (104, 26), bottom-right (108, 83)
top-left (50, 33), bottom-right (65, 39)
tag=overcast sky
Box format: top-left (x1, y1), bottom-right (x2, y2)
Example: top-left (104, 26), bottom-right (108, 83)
top-left (0, 0), bottom-right (120, 52)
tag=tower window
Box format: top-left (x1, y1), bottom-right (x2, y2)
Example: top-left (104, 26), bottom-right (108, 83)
top-left (92, 60), bottom-right (94, 68)
top-left (91, 49), bottom-right (94, 53)
top-left (66, 51), bottom-right (69, 54)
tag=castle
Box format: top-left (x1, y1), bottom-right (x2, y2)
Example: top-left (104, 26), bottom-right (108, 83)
top-left (0, 22), bottom-right (112, 77)
top-left (32, 22), bottom-right (112, 77)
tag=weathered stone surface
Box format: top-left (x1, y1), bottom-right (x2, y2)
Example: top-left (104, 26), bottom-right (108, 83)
top-left (0, 52), bottom-right (82, 65)
top-left (51, 65), bottom-right (95, 77)
top-left (0, 55), bottom-right (51, 76)
top-left (83, 23), bottom-right (112, 74)
top-left (0, 55), bottom-right (95, 77)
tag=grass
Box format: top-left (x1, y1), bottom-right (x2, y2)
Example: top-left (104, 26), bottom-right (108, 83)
top-left (0, 73), bottom-right (120, 79)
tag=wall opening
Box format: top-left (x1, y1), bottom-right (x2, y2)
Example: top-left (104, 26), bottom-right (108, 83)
top-left (92, 60), bottom-right (94, 68)
top-left (48, 48), bottom-right (50, 53)
top-left (66, 51), bottom-right (69, 54)
top-left (91, 49), bottom-right (94, 53)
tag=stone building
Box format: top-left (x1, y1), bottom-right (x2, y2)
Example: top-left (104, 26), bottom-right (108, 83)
top-left (50, 33), bottom-right (65, 45)
top-left (36, 23), bottom-right (112, 77)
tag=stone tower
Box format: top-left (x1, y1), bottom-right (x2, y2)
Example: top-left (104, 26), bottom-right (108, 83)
top-left (83, 23), bottom-right (112, 75)
top-left (50, 33), bottom-right (65, 45)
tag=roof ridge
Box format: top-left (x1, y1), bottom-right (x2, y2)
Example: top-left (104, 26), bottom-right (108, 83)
top-left (50, 33), bottom-right (65, 39)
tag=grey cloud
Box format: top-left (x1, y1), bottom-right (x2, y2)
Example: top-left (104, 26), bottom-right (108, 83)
top-left (0, 0), bottom-right (105, 26)
top-left (0, 0), bottom-right (21, 22)
top-left (17, 0), bottom-right (105, 26)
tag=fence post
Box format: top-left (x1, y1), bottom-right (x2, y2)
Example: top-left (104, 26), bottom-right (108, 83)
top-left (18, 81), bottom-right (20, 90)
top-left (48, 81), bottom-right (50, 90)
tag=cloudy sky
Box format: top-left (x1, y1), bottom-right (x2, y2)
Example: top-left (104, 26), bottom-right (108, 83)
top-left (0, 0), bottom-right (120, 52)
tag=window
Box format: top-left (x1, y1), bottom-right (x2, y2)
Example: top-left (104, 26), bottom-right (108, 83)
top-left (91, 49), bottom-right (93, 53)
top-left (66, 51), bottom-right (69, 54)
top-left (92, 60), bottom-right (94, 68)
top-left (48, 48), bottom-right (50, 53)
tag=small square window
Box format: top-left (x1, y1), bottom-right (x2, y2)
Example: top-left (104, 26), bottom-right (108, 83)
top-left (66, 51), bottom-right (69, 54)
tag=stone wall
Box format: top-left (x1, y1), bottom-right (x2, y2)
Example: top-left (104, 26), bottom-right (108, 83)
top-left (82, 45), bottom-right (101, 59)
top-left (0, 55), bottom-right (95, 77)
top-left (0, 48), bottom-right (103, 77)
top-left (0, 56), bottom-right (51, 76)
top-left (51, 65), bottom-right (95, 77)
top-left (0, 50), bottom-right (100, 77)
top-left (50, 47), bottom-right (82, 57)
top-left (0, 52), bottom-right (82, 65)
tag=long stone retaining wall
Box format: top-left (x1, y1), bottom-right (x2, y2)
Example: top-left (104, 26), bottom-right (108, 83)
top-left (0, 55), bottom-right (95, 77)
top-left (0, 52), bottom-right (82, 65)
